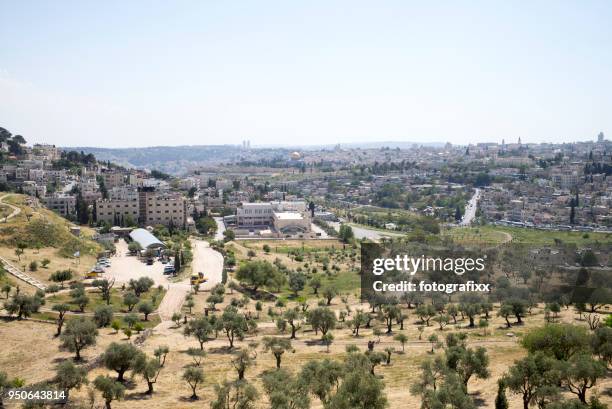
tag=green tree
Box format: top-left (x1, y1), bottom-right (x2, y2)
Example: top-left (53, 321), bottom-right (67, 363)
top-left (308, 307), bottom-right (336, 336)
top-left (183, 367), bottom-right (205, 400)
top-left (211, 379), bottom-right (258, 409)
top-left (503, 352), bottom-right (559, 409)
top-left (494, 380), bottom-right (508, 409)
top-left (309, 274), bottom-right (323, 295)
top-left (52, 303), bottom-right (70, 335)
top-left (394, 333), bottom-right (408, 352)
top-left (416, 304), bottom-right (436, 326)
top-left (93, 375), bottom-right (125, 409)
top-left (154, 345), bottom-right (170, 367)
top-left (102, 342), bottom-right (145, 382)
top-left (322, 285), bottom-right (339, 306)
top-left (591, 327), bottom-right (612, 368)
top-left (299, 359), bottom-right (343, 405)
top-left (261, 368), bottom-right (310, 409)
top-left (522, 324), bottom-right (590, 361)
top-left (453, 347), bottom-right (490, 390)
top-left (134, 356), bottom-right (163, 394)
top-left (137, 301), bottom-right (154, 321)
top-left (5, 294), bottom-right (42, 319)
top-left (558, 353), bottom-right (606, 404)
top-left (128, 277), bottom-right (154, 297)
top-left (289, 271), bottom-right (307, 296)
top-left (235, 260), bottom-right (284, 292)
top-left (54, 361), bottom-right (88, 400)
top-left (93, 305), bottom-right (114, 328)
top-left (220, 305), bottom-right (252, 348)
top-left (283, 308), bottom-right (302, 339)
top-left (60, 317), bottom-right (98, 360)
top-left (92, 278), bottom-right (114, 305)
top-left (263, 337), bottom-right (294, 368)
top-left (183, 316), bottom-right (213, 350)
top-left (50, 270), bottom-right (73, 287)
top-left (69, 285), bottom-right (89, 313)
top-left (338, 224), bottom-right (354, 244)
top-left (122, 292), bottom-right (139, 312)
top-left (231, 348), bottom-right (257, 380)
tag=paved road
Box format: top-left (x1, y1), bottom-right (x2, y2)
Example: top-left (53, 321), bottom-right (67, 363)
top-left (191, 239), bottom-right (224, 291)
top-left (157, 240), bottom-right (223, 321)
top-left (459, 188), bottom-right (480, 226)
top-left (329, 221), bottom-right (403, 241)
top-left (310, 222), bottom-right (329, 238)
top-left (213, 217), bottom-right (226, 241)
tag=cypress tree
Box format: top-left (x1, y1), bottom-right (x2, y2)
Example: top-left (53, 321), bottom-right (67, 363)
top-left (494, 380), bottom-right (508, 409)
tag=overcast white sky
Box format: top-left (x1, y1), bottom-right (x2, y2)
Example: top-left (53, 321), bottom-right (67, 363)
top-left (1, 1), bottom-right (611, 148)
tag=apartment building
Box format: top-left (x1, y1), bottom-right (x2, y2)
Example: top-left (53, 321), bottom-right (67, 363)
top-left (22, 181), bottom-right (46, 197)
top-left (31, 144), bottom-right (60, 161)
top-left (42, 194), bottom-right (76, 217)
top-left (95, 187), bottom-right (187, 228)
top-left (96, 198), bottom-right (139, 225)
top-left (100, 170), bottom-right (125, 189)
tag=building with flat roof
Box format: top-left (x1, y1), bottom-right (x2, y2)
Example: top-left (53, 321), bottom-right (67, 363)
top-left (234, 200), bottom-right (313, 237)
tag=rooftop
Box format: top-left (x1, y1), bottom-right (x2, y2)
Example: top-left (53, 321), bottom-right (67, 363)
top-left (274, 212), bottom-right (304, 220)
top-left (129, 228), bottom-right (165, 249)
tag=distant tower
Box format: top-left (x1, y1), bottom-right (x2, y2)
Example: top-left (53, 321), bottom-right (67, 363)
top-left (518, 137), bottom-right (522, 146)
top-left (597, 132), bottom-right (605, 143)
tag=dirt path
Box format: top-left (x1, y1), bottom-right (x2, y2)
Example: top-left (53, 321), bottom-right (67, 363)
top-left (156, 282), bottom-right (192, 321)
top-left (0, 194), bottom-right (21, 221)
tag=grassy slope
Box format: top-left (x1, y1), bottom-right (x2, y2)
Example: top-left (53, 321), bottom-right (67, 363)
top-left (0, 194), bottom-right (102, 286)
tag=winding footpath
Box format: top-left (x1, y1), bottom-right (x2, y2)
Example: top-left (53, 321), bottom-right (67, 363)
top-left (0, 195), bottom-right (47, 290)
top-left (0, 194), bottom-right (21, 221)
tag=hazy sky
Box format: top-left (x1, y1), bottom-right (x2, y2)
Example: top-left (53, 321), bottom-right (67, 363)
top-left (1, 1), bottom-right (611, 148)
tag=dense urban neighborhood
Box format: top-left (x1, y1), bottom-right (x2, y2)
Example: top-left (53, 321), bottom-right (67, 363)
top-left (0, 125), bottom-right (610, 409)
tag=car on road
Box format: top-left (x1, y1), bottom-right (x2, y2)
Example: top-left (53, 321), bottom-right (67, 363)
top-left (163, 264), bottom-right (175, 275)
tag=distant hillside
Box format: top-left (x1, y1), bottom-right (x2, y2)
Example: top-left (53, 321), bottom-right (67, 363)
top-left (69, 141), bottom-right (445, 175)
top-left (69, 145), bottom-right (244, 175)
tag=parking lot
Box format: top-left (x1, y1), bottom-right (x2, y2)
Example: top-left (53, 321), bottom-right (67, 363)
top-left (103, 240), bottom-right (171, 286)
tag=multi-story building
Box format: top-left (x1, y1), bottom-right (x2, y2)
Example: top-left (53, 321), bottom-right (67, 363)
top-left (95, 198), bottom-right (139, 225)
top-left (22, 181), bottom-right (46, 197)
top-left (100, 170), bottom-right (125, 189)
top-left (109, 186), bottom-right (139, 201)
top-left (95, 188), bottom-right (187, 228)
top-left (42, 194), bottom-right (76, 217)
top-left (139, 188), bottom-right (186, 228)
top-left (31, 144), bottom-right (60, 161)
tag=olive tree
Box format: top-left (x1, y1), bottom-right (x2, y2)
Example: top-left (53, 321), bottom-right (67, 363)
top-left (183, 316), bottom-right (213, 350)
top-left (262, 337), bottom-right (294, 368)
top-left (102, 342), bottom-right (145, 382)
top-left (183, 367), bottom-right (204, 400)
top-left (60, 317), bottom-right (98, 360)
top-left (93, 375), bottom-right (125, 409)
